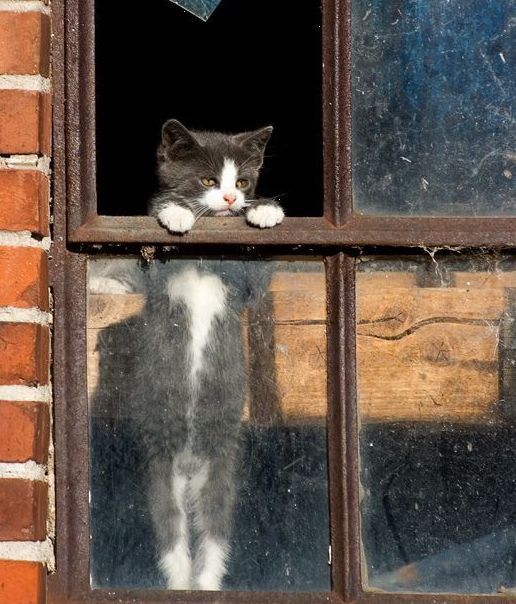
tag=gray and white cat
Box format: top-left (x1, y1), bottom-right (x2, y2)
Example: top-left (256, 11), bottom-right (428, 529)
top-left (123, 260), bottom-right (271, 590)
top-left (90, 123), bottom-right (282, 589)
top-left (148, 119), bottom-right (284, 233)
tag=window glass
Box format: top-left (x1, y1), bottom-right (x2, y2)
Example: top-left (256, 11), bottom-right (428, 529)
top-left (358, 254), bottom-right (516, 594)
top-left (353, 1), bottom-right (516, 216)
top-left (169, 0), bottom-right (222, 21)
top-left (87, 258), bottom-right (330, 591)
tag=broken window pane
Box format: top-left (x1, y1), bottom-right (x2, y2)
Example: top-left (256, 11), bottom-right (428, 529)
top-left (357, 254), bottom-right (516, 594)
top-left (87, 258), bottom-right (329, 591)
top-left (353, 1), bottom-right (516, 215)
top-left (168, 0), bottom-right (222, 21)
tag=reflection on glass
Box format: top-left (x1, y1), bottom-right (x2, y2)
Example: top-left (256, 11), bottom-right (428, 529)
top-left (87, 258), bottom-right (329, 591)
top-left (358, 254), bottom-right (516, 594)
top-left (353, 1), bottom-right (516, 215)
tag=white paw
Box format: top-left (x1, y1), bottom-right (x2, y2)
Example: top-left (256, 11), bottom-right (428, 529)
top-left (196, 572), bottom-right (222, 591)
top-left (194, 538), bottom-right (228, 590)
top-left (157, 205), bottom-right (196, 234)
top-left (89, 276), bottom-right (133, 294)
top-left (160, 546), bottom-right (192, 590)
top-left (246, 205), bottom-right (284, 228)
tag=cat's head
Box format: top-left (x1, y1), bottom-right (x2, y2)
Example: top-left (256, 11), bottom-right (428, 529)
top-left (156, 120), bottom-right (273, 216)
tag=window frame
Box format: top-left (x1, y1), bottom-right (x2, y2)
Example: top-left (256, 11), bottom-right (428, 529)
top-left (60, 0), bottom-right (516, 249)
top-left (49, 0), bottom-right (515, 602)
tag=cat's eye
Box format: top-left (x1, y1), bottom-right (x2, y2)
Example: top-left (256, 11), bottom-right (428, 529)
top-left (236, 179), bottom-right (249, 189)
top-left (201, 177), bottom-right (217, 187)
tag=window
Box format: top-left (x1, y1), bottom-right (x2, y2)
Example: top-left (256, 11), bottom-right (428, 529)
top-left (95, 0), bottom-right (323, 218)
top-left (357, 255), bottom-right (516, 594)
top-left (50, 0), bottom-right (516, 602)
top-left (87, 258), bottom-right (330, 592)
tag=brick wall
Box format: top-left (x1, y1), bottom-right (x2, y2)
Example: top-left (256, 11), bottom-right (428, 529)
top-left (0, 1), bottom-right (52, 603)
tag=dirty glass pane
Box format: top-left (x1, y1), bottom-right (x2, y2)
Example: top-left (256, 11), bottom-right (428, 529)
top-left (87, 258), bottom-right (329, 591)
top-left (357, 254), bottom-right (516, 594)
top-left (353, 1), bottom-right (516, 215)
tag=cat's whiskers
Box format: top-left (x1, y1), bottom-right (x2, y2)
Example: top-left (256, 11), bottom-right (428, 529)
top-left (193, 204), bottom-right (213, 219)
top-left (245, 194), bottom-right (283, 204)
top-left (186, 199), bottom-right (209, 217)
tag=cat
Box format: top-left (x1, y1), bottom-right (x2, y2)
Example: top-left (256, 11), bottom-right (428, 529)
top-left (89, 122), bottom-right (283, 589)
top-left (90, 258), bottom-right (273, 590)
top-left (148, 119), bottom-right (284, 233)
top-left (90, 121), bottom-right (283, 298)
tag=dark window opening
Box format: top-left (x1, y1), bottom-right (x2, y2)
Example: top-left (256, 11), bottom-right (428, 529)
top-left (95, 0), bottom-right (323, 217)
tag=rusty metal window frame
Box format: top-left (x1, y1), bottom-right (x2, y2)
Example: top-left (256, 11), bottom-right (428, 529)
top-left (59, 0), bottom-right (516, 248)
top-left (48, 0), bottom-right (514, 603)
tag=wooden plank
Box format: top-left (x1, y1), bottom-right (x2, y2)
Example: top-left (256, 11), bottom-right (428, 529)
top-left (357, 288), bottom-right (504, 339)
top-left (454, 271), bottom-right (516, 289)
top-left (88, 294), bottom-right (144, 329)
top-left (269, 271), bottom-right (325, 292)
top-left (269, 271), bottom-right (325, 322)
top-left (357, 275), bottom-right (505, 422)
top-left (357, 271), bottom-right (417, 293)
top-left (273, 324), bottom-right (327, 422)
top-left (87, 327), bottom-right (100, 397)
top-left (270, 290), bottom-right (325, 323)
top-left (358, 323), bottom-right (499, 423)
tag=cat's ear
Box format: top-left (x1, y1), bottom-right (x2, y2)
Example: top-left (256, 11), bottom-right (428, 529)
top-left (160, 119), bottom-right (200, 159)
top-left (233, 126), bottom-right (273, 156)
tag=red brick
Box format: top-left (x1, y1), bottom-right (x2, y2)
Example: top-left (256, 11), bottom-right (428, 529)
top-left (0, 12), bottom-right (50, 76)
top-left (0, 561), bottom-right (45, 604)
top-left (0, 248), bottom-right (48, 310)
top-left (0, 479), bottom-right (47, 541)
top-left (0, 91), bottom-right (51, 155)
top-left (0, 324), bottom-right (49, 386)
top-left (0, 170), bottom-right (49, 236)
top-left (0, 402), bottom-right (49, 463)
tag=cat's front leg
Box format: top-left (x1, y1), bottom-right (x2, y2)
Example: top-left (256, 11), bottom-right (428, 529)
top-left (156, 203), bottom-right (196, 234)
top-left (246, 200), bottom-right (284, 229)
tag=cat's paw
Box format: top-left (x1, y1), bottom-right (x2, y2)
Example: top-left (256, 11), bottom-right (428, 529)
top-left (246, 205), bottom-right (284, 228)
top-left (89, 277), bottom-right (133, 294)
top-left (157, 205), bottom-right (196, 234)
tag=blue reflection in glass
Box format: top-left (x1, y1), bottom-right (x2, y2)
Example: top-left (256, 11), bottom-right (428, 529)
top-left (168, 0), bottom-right (222, 21)
top-left (353, 0), bottom-right (516, 215)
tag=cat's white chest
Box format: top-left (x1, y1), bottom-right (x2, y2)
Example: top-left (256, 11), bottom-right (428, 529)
top-left (167, 268), bottom-right (227, 383)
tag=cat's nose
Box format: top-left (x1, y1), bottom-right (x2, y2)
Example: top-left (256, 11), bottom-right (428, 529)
top-left (223, 193), bottom-right (236, 206)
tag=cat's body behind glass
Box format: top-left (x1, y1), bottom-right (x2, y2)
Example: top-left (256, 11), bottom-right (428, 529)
top-left (117, 260), bottom-right (271, 591)
top-left (91, 260), bottom-right (272, 590)
top-left (148, 119), bottom-right (284, 233)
